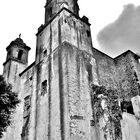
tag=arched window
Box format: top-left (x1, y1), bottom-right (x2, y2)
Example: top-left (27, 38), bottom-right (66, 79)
top-left (18, 50), bottom-right (23, 60)
top-left (43, 49), bottom-right (47, 57)
top-left (7, 50), bottom-right (11, 60)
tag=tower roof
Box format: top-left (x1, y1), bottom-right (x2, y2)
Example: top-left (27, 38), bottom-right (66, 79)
top-left (6, 37), bottom-right (31, 51)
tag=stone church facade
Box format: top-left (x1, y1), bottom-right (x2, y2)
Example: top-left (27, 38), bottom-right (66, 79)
top-left (1, 0), bottom-right (140, 140)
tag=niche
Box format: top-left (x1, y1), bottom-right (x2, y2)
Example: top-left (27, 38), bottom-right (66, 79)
top-left (43, 49), bottom-right (47, 57)
top-left (41, 80), bottom-right (47, 96)
top-left (87, 63), bottom-right (93, 82)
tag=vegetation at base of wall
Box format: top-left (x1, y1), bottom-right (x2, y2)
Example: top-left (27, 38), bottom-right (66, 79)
top-left (91, 84), bottom-right (122, 140)
top-left (0, 75), bottom-right (20, 138)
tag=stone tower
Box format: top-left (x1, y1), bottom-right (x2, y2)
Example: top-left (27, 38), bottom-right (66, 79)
top-left (32, 0), bottom-right (98, 139)
top-left (2, 37), bottom-right (30, 140)
top-left (44, 0), bottom-right (79, 24)
top-left (3, 37), bottom-right (30, 89)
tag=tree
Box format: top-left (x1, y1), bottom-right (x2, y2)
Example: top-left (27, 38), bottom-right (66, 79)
top-left (91, 84), bottom-right (122, 140)
top-left (0, 75), bottom-right (20, 138)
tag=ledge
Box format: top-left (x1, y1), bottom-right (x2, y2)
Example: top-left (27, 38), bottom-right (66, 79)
top-left (36, 7), bottom-right (91, 36)
top-left (19, 61), bottom-right (35, 77)
top-left (3, 58), bottom-right (27, 66)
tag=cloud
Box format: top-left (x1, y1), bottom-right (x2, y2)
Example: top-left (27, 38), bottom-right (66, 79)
top-left (97, 4), bottom-right (140, 58)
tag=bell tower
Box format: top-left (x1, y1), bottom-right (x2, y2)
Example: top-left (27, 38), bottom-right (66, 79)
top-left (34, 0), bottom-right (95, 139)
top-left (45, 0), bottom-right (79, 23)
top-left (2, 37), bottom-right (31, 140)
top-left (3, 37), bottom-right (30, 91)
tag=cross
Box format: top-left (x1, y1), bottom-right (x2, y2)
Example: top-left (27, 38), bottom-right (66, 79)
top-left (19, 33), bottom-right (21, 38)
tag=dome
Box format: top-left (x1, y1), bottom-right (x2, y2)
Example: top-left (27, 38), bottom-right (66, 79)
top-left (6, 37), bottom-right (31, 51)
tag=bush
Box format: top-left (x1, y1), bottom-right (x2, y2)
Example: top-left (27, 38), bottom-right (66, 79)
top-left (0, 75), bottom-right (20, 138)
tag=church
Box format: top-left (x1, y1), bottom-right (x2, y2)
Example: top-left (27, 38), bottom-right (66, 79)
top-left (1, 0), bottom-right (140, 140)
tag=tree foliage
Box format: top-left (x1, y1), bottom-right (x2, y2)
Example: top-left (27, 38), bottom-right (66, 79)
top-left (91, 84), bottom-right (122, 140)
top-left (0, 75), bottom-right (20, 138)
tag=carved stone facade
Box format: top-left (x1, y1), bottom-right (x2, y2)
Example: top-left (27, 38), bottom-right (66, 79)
top-left (1, 0), bottom-right (140, 140)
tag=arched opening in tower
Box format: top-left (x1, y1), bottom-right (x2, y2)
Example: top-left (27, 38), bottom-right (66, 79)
top-left (18, 50), bottom-right (23, 60)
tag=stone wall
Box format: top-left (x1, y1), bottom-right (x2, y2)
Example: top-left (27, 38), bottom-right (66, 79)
top-left (20, 63), bottom-right (35, 140)
top-left (121, 112), bottom-right (140, 140)
top-left (92, 48), bottom-right (117, 89)
top-left (1, 60), bottom-right (28, 140)
top-left (60, 42), bottom-right (95, 140)
top-left (115, 51), bottom-right (140, 100)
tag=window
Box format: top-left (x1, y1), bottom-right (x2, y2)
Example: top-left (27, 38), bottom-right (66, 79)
top-left (121, 101), bottom-right (134, 115)
top-left (29, 76), bottom-right (33, 87)
top-left (41, 80), bottom-right (47, 96)
top-left (87, 63), bottom-right (93, 82)
top-left (23, 95), bottom-right (31, 117)
top-left (86, 30), bottom-right (91, 37)
top-left (7, 50), bottom-right (11, 60)
top-left (90, 120), bottom-right (95, 126)
top-left (46, 7), bottom-right (52, 18)
top-left (29, 76), bottom-right (32, 81)
top-left (18, 50), bottom-right (24, 60)
top-left (21, 95), bottom-right (31, 139)
top-left (48, 7), bottom-right (52, 17)
top-left (43, 49), bottom-right (47, 57)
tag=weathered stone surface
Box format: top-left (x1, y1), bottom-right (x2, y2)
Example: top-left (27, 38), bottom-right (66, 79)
top-left (115, 51), bottom-right (140, 100)
top-left (121, 112), bottom-right (140, 140)
top-left (2, 38), bottom-right (30, 140)
top-left (131, 95), bottom-right (140, 122)
top-left (2, 0), bottom-right (140, 140)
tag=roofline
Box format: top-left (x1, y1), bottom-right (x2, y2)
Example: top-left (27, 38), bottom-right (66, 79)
top-left (36, 7), bottom-right (91, 36)
top-left (6, 41), bottom-right (31, 51)
top-left (114, 50), bottom-right (140, 60)
top-left (19, 61), bottom-right (35, 77)
top-left (91, 47), bottom-right (114, 60)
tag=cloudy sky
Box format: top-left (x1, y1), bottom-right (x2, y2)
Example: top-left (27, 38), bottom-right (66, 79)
top-left (0, 0), bottom-right (140, 74)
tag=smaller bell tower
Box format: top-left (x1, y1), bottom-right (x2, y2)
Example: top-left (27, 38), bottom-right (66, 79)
top-left (2, 36), bottom-right (31, 140)
top-left (3, 36), bottom-right (30, 91)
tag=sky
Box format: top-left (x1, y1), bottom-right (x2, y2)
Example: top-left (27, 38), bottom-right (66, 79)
top-left (0, 0), bottom-right (140, 74)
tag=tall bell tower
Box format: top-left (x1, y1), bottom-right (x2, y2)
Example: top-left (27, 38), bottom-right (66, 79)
top-left (34, 0), bottom-right (97, 139)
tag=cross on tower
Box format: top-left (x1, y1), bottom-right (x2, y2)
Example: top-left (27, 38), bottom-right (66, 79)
top-left (19, 33), bottom-right (21, 38)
